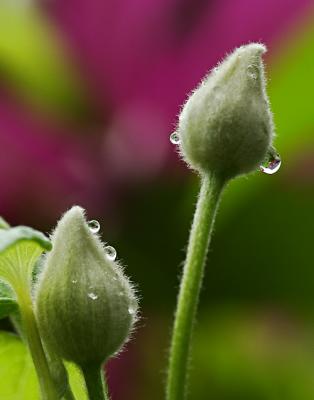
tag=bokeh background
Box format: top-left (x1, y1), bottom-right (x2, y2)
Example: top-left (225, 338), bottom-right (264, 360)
top-left (0, 0), bottom-right (314, 399)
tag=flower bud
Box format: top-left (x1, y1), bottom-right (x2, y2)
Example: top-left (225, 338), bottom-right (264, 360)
top-left (35, 206), bottom-right (138, 367)
top-left (177, 43), bottom-right (275, 180)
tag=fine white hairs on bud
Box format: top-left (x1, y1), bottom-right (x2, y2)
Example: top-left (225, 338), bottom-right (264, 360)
top-left (35, 206), bottom-right (138, 368)
top-left (177, 43), bottom-right (275, 180)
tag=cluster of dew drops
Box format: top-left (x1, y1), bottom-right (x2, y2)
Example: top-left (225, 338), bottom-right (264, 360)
top-left (170, 132), bottom-right (281, 175)
top-left (87, 220), bottom-right (117, 260)
top-left (86, 220), bottom-right (136, 316)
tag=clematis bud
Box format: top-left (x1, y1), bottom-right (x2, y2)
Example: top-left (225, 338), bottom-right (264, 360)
top-left (177, 43), bottom-right (275, 180)
top-left (35, 206), bottom-right (138, 368)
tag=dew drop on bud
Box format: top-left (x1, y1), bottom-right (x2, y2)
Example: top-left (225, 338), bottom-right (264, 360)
top-left (260, 148), bottom-right (281, 175)
top-left (247, 65), bottom-right (257, 80)
top-left (128, 306), bottom-right (136, 315)
top-left (87, 292), bottom-right (98, 300)
top-left (170, 132), bottom-right (181, 145)
top-left (88, 220), bottom-right (100, 233)
top-left (105, 245), bottom-right (117, 261)
top-left (128, 298), bottom-right (137, 315)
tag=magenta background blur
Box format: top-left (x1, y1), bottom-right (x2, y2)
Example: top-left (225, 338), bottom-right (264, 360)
top-left (0, 0), bottom-right (314, 399)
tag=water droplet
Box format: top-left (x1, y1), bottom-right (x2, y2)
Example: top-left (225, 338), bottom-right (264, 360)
top-left (128, 306), bottom-right (136, 315)
top-left (105, 246), bottom-right (117, 261)
top-left (128, 298), bottom-right (137, 315)
top-left (88, 220), bottom-right (100, 233)
top-left (71, 279), bottom-right (77, 284)
top-left (170, 132), bottom-right (180, 145)
top-left (88, 292), bottom-right (98, 300)
top-left (260, 148), bottom-right (281, 175)
top-left (247, 65), bottom-right (257, 80)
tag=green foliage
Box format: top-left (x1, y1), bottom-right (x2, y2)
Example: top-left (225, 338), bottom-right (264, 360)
top-left (0, 226), bottom-right (51, 254)
top-left (0, 293), bottom-right (17, 320)
top-left (0, 331), bottom-right (87, 400)
top-left (0, 217), bottom-right (10, 230)
top-left (66, 363), bottom-right (88, 400)
top-left (0, 331), bottom-right (39, 399)
top-left (0, 226), bottom-right (51, 295)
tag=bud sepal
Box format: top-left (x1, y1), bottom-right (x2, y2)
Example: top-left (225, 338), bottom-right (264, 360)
top-left (35, 206), bottom-right (138, 369)
top-left (177, 43), bottom-right (275, 180)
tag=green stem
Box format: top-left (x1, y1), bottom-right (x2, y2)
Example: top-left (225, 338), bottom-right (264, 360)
top-left (82, 364), bottom-right (109, 400)
top-left (63, 387), bottom-right (76, 400)
top-left (17, 291), bottom-right (58, 400)
top-left (44, 344), bottom-right (76, 400)
top-left (166, 173), bottom-right (224, 400)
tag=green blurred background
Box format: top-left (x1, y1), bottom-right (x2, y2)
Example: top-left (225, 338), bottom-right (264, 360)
top-left (0, 0), bottom-right (314, 399)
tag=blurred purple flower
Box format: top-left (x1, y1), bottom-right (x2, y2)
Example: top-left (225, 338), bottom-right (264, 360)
top-left (46, 0), bottom-right (313, 180)
top-left (0, 1), bottom-right (312, 398)
top-left (0, 0), bottom-right (312, 219)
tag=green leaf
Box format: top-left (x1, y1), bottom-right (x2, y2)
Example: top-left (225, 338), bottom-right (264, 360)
top-left (0, 331), bottom-right (39, 399)
top-left (0, 226), bottom-right (51, 254)
top-left (0, 217), bottom-right (10, 230)
top-left (0, 280), bottom-right (14, 298)
top-left (0, 331), bottom-right (87, 399)
top-left (0, 226), bottom-right (51, 297)
top-left (66, 363), bottom-right (88, 400)
top-left (0, 298), bottom-right (17, 320)
top-left (0, 281), bottom-right (17, 320)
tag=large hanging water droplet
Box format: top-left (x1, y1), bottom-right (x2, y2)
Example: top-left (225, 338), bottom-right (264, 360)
top-left (105, 245), bottom-right (117, 261)
top-left (88, 220), bottom-right (100, 233)
top-left (170, 132), bottom-right (180, 144)
top-left (87, 292), bottom-right (98, 300)
top-left (260, 148), bottom-right (281, 175)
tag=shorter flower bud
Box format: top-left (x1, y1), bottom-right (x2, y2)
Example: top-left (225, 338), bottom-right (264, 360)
top-left (177, 43), bottom-right (275, 180)
top-left (35, 206), bottom-right (138, 368)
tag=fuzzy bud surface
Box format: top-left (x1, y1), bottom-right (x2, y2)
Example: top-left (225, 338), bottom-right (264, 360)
top-left (36, 206), bottom-right (138, 367)
top-left (178, 43), bottom-right (274, 180)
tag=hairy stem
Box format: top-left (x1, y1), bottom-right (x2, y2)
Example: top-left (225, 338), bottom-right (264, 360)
top-left (166, 173), bottom-right (224, 400)
top-left (17, 290), bottom-right (58, 400)
top-left (82, 364), bottom-right (109, 400)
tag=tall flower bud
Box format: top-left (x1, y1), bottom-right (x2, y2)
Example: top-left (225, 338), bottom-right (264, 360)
top-left (35, 206), bottom-right (138, 368)
top-left (177, 43), bottom-right (275, 180)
